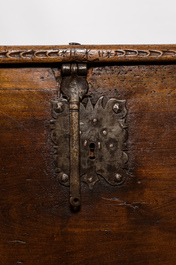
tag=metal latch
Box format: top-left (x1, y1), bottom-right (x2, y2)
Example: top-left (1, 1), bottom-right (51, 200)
top-left (50, 63), bottom-right (128, 208)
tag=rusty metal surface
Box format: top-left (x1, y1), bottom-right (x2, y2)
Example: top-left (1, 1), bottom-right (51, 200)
top-left (80, 97), bottom-right (128, 190)
top-left (51, 96), bottom-right (128, 194)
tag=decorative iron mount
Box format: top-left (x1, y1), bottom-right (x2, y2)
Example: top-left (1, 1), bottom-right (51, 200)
top-left (50, 63), bottom-right (128, 208)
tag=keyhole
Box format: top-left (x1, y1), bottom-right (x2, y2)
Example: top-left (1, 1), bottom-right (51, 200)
top-left (89, 143), bottom-right (95, 159)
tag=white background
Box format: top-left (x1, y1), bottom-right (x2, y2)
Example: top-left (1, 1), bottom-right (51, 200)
top-left (0, 0), bottom-right (175, 45)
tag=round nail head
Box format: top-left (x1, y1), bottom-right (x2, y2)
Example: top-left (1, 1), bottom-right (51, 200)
top-left (62, 173), bottom-right (69, 182)
top-left (113, 103), bottom-right (120, 113)
top-left (56, 102), bottom-right (64, 113)
top-left (88, 177), bottom-right (93, 183)
top-left (103, 130), bottom-right (107, 135)
top-left (115, 173), bottom-right (122, 182)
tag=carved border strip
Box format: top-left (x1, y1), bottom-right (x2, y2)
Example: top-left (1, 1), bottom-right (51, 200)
top-left (0, 46), bottom-right (176, 63)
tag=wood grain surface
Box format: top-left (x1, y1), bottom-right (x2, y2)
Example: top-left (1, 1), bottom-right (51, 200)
top-left (0, 61), bottom-right (175, 264)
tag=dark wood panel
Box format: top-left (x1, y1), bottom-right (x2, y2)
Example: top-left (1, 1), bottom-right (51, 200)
top-left (0, 64), bottom-right (175, 265)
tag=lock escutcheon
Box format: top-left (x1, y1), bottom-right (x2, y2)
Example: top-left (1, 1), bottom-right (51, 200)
top-left (50, 64), bottom-right (128, 209)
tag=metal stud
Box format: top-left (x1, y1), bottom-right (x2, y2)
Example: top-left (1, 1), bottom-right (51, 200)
top-left (115, 173), bottom-right (122, 182)
top-left (61, 173), bottom-right (69, 183)
top-left (93, 118), bottom-right (97, 123)
top-left (113, 103), bottom-right (120, 113)
top-left (98, 142), bottom-right (101, 149)
top-left (88, 177), bottom-right (93, 183)
top-left (103, 130), bottom-right (107, 135)
top-left (55, 102), bottom-right (64, 113)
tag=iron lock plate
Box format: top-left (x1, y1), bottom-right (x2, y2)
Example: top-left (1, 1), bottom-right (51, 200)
top-left (50, 63), bottom-right (128, 208)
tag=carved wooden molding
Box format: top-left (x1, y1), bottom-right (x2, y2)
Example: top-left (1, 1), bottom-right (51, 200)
top-left (0, 45), bottom-right (175, 64)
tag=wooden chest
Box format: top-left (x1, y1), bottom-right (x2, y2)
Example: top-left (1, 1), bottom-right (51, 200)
top-left (0, 45), bottom-right (176, 265)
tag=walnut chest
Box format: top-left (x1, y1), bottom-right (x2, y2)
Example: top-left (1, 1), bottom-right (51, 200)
top-left (0, 44), bottom-right (176, 265)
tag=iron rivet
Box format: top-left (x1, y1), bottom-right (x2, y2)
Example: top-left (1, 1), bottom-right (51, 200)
top-left (109, 144), bottom-right (114, 148)
top-left (79, 131), bottom-right (82, 135)
top-left (98, 142), bottom-right (101, 149)
top-left (103, 130), bottom-right (107, 135)
top-left (115, 173), bottom-right (122, 182)
top-left (88, 177), bottom-right (93, 183)
top-left (61, 173), bottom-right (69, 182)
top-left (93, 118), bottom-right (97, 123)
top-left (55, 102), bottom-right (64, 113)
top-left (113, 103), bottom-right (120, 113)
top-left (84, 140), bottom-right (87, 146)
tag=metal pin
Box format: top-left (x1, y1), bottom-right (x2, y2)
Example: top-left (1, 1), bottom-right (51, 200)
top-left (103, 130), bottom-right (107, 135)
top-left (113, 103), bottom-right (120, 113)
top-left (93, 118), bottom-right (97, 123)
top-left (115, 173), bottom-right (122, 182)
top-left (61, 173), bottom-right (69, 183)
top-left (50, 120), bottom-right (55, 124)
top-left (98, 142), bottom-right (101, 149)
top-left (55, 102), bottom-right (64, 113)
top-left (109, 143), bottom-right (114, 148)
top-left (84, 140), bottom-right (87, 147)
top-left (88, 177), bottom-right (93, 183)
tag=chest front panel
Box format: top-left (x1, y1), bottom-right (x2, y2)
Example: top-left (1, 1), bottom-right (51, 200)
top-left (0, 48), bottom-right (176, 265)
